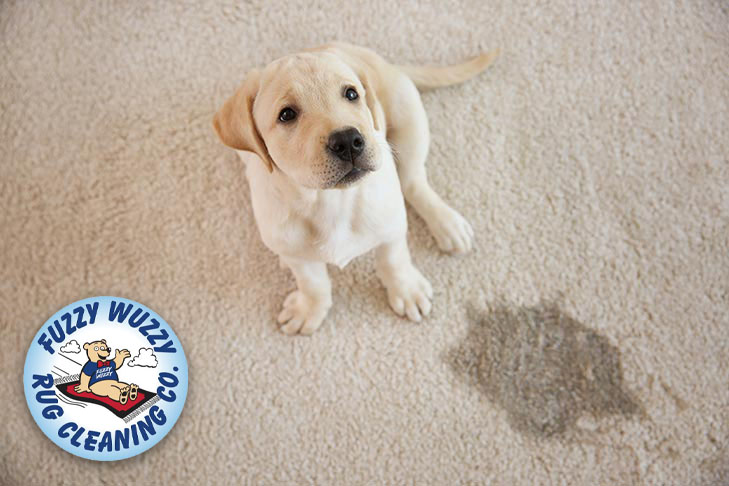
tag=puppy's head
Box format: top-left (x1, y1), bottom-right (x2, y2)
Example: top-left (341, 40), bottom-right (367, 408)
top-left (214, 52), bottom-right (384, 189)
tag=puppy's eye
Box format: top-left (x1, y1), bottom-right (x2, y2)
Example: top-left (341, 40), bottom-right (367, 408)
top-left (278, 107), bottom-right (297, 123)
top-left (344, 88), bottom-right (358, 101)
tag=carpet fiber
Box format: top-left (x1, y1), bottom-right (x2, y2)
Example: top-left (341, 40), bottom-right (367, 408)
top-left (2, 1), bottom-right (728, 484)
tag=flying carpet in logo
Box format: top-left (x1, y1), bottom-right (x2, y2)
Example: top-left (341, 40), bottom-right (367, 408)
top-left (24, 296), bottom-right (188, 461)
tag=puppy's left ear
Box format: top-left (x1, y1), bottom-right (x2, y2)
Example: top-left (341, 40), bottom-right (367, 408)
top-left (213, 70), bottom-right (275, 173)
top-left (358, 70), bottom-right (385, 133)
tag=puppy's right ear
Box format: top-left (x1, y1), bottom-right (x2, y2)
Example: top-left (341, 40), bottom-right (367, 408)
top-left (357, 69), bottom-right (385, 133)
top-left (213, 70), bottom-right (275, 173)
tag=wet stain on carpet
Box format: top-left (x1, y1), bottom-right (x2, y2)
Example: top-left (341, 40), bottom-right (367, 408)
top-left (448, 301), bottom-right (641, 438)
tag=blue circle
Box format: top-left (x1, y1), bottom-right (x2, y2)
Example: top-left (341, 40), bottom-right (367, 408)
top-left (23, 296), bottom-right (188, 461)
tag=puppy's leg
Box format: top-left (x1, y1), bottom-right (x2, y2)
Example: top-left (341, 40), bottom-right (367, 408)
top-left (389, 76), bottom-right (474, 253)
top-left (277, 257), bottom-right (332, 335)
top-left (375, 237), bottom-right (433, 322)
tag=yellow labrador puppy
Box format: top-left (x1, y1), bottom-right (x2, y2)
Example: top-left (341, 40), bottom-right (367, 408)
top-left (213, 42), bottom-right (498, 335)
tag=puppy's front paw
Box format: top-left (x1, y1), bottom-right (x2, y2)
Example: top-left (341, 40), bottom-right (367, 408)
top-left (277, 290), bottom-right (331, 335)
top-left (383, 266), bottom-right (433, 322)
top-left (426, 205), bottom-right (474, 254)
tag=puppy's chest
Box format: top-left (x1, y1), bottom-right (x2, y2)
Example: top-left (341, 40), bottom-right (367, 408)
top-left (284, 188), bottom-right (403, 267)
top-left (247, 150), bottom-right (407, 267)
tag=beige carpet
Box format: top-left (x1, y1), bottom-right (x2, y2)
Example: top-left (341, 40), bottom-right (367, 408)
top-left (2, 0), bottom-right (728, 484)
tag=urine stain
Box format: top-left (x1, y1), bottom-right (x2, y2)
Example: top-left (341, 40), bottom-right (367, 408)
top-left (448, 301), bottom-right (641, 438)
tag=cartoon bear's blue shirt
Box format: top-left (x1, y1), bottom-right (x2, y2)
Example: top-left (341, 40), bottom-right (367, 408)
top-left (82, 360), bottom-right (118, 386)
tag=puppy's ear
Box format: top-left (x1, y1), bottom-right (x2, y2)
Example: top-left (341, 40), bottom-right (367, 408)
top-left (213, 70), bottom-right (275, 173)
top-left (358, 70), bottom-right (385, 133)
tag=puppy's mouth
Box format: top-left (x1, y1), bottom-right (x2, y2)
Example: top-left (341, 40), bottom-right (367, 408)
top-left (334, 167), bottom-right (371, 187)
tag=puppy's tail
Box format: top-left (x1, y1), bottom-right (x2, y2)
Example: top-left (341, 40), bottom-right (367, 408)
top-left (397, 49), bottom-right (500, 91)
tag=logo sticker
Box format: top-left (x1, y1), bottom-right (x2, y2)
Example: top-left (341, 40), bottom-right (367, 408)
top-left (23, 296), bottom-right (188, 461)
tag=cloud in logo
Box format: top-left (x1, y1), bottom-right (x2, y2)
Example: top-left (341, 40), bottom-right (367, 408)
top-left (60, 340), bottom-right (81, 354)
top-left (127, 348), bottom-right (158, 368)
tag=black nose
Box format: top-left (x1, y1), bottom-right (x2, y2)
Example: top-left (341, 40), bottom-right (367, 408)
top-left (327, 127), bottom-right (365, 162)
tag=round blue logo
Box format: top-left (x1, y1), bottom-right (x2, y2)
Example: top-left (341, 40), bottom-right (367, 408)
top-left (23, 296), bottom-right (188, 461)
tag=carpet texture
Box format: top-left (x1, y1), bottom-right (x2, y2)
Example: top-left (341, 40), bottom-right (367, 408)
top-left (2, 1), bottom-right (728, 484)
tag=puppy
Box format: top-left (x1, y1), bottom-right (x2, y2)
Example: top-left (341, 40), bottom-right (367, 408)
top-left (213, 42), bottom-right (498, 335)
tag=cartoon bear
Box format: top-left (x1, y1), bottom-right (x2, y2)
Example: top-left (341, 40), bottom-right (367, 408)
top-left (74, 339), bottom-right (138, 405)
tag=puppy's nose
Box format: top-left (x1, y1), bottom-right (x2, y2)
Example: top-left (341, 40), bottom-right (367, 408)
top-left (327, 127), bottom-right (365, 162)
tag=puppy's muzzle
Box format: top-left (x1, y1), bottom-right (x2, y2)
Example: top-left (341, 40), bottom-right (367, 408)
top-left (327, 127), bottom-right (365, 162)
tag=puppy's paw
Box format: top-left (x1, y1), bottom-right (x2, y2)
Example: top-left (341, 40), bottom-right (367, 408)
top-left (426, 205), bottom-right (474, 254)
top-left (277, 290), bottom-right (331, 336)
top-left (383, 266), bottom-right (433, 322)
